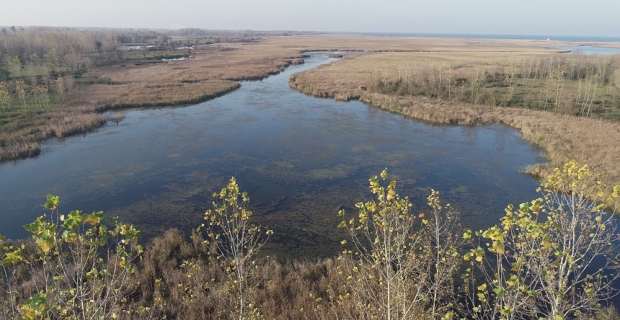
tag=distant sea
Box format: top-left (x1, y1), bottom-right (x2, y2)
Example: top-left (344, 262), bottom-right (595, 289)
top-left (330, 32), bottom-right (620, 43)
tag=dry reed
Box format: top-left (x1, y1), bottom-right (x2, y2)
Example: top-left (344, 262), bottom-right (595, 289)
top-left (0, 106), bottom-right (105, 162)
top-left (73, 80), bottom-right (240, 109)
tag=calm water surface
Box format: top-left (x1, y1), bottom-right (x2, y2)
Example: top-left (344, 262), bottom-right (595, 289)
top-left (0, 53), bottom-right (544, 259)
top-left (556, 45), bottom-right (620, 55)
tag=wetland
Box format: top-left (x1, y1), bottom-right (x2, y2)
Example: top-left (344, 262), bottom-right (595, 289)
top-left (0, 52), bottom-right (544, 259)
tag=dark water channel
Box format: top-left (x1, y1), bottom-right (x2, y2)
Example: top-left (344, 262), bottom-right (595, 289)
top-left (0, 53), bottom-right (544, 259)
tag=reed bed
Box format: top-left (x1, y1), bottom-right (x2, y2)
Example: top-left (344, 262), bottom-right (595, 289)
top-left (117, 229), bottom-right (354, 319)
top-left (72, 80), bottom-right (240, 109)
top-left (0, 141), bottom-right (41, 162)
top-left (3, 36), bottom-right (620, 318)
top-left (86, 46), bottom-right (304, 84)
top-left (0, 35), bottom-right (563, 162)
top-left (0, 105), bottom-right (105, 161)
top-left (263, 34), bottom-right (567, 53)
top-left (5, 34), bottom-right (620, 165)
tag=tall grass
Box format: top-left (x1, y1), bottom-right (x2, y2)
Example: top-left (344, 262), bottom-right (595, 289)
top-left (364, 54), bottom-right (620, 118)
top-left (73, 80), bottom-right (240, 109)
top-left (0, 105), bottom-right (106, 161)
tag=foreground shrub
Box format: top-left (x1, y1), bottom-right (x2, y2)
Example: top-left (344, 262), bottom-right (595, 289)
top-left (2, 161), bottom-right (619, 319)
top-left (465, 160), bottom-right (620, 319)
top-left (1, 195), bottom-right (142, 319)
top-left (200, 177), bottom-right (273, 319)
top-left (337, 169), bottom-right (463, 319)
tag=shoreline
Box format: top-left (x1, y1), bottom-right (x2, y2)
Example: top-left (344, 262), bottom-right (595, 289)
top-left (0, 83), bottom-right (243, 163)
top-left (287, 52), bottom-right (620, 208)
top-left (3, 34), bottom-right (619, 163)
top-left (0, 44), bottom-right (308, 163)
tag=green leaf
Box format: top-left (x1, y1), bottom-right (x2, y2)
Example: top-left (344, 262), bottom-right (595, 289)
top-left (463, 230), bottom-right (472, 240)
top-left (86, 267), bottom-right (98, 281)
top-left (2, 248), bottom-right (23, 264)
top-left (84, 211), bottom-right (103, 226)
top-left (62, 230), bottom-right (78, 243)
top-left (44, 194), bottom-right (59, 211)
top-left (63, 210), bottom-right (83, 230)
top-left (506, 274), bottom-right (518, 287)
top-left (18, 292), bottom-right (49, 320)
top-left (24, 216), bottom-right (45, 234)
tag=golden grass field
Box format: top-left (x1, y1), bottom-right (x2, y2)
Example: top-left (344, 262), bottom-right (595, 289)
top-left (74, 80), bottom-right (240, 109)
top-left (69, 43), bottom-right (308, 106)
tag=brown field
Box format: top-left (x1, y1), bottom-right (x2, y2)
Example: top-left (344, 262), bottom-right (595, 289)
top-left (87, 46), bottom-right (302, 83)
top-left (67, 44), bottom-right (313, 109)
top-left (0, 105), bottom-right (106, 161)
top-left (0, 34), bottom-right (606, 161)
top-left (266, 34), bottom-right (557, 52)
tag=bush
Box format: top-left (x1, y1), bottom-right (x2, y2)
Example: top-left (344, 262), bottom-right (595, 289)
top-left (1, 195), bottom-right (142, 319)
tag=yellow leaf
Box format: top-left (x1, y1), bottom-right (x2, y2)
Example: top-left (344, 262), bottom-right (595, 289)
top-left (36, 238), bottom-right (54, 253)
top-left (84, 215), bottom-right (101, 226)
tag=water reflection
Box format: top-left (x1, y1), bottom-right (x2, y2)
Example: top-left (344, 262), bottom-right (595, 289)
top-left (0, 53), bottom-right (545, 259)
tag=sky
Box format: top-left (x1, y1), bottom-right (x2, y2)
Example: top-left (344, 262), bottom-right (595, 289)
top-left (3, 0), bottom-right (620, 37)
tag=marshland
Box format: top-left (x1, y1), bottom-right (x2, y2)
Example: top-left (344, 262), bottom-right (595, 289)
top-left (2, 26), bottom-right (620, 319)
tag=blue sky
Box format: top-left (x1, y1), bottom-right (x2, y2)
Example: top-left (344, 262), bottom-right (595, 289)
top-left (4, 0), bottom-right (619, 36)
